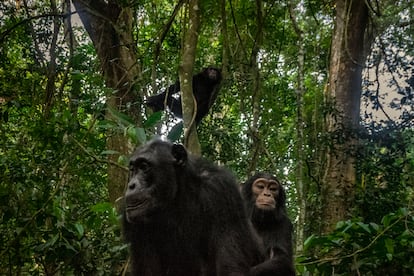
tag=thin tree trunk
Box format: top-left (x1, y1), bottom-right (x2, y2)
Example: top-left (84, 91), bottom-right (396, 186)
top-left (44, 0), bottom-right (60, 118)
top-left (180, 0), bottom-right (201, 155)
top-left (322, 0), bottom-right (369, 233)
top-left (289, 0), bottom-right (305, 254)
top-left (220, 0), bottom-right (230, 78)
top-left (72, 0), bottom-right (141, 203)
top-left (247, 0), bottom-right (263, 175)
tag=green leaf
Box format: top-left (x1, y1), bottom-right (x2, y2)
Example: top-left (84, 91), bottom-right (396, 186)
top-left (71, 70), bottom-right (83, 80)
top-left (96, 119), bottom-right (118, 129)
top-left (91, 202), bottom-right (113, 213)
top-left (74, 223), bottom-right (84, 238)
top-left (41, 234), bottom-right (59, 250)
top-left (351, 242), bottom-right (362, 250)
top-left (398, 207), bottom-right (408, 216)
top-left (100, 150), bottom-right (119, 155)
top-left (356, 222), bottom-right (371, 233)
top-left (303, 234), bottom-right (316, 248)
top-left (64, 243), bottom-right (77, 253)
top-left (331, 238), bottom-right (344, 245)
top-left (127, 126), bottom-right (146, 145)
top-left (341, 221), bottom-right (353, 233)
top-left (369, 222), bottom-right (380, 232)
top-left (118, 155), bottom-right (129, 166)
top-left (136, 128), bottom-right (146, 144)
top-left (144, 111), bottom-right (162, 128)
top-left (385, 238), bottom-right (394, 254)
top-left (107, 106), bottom-right (135, 126)
top-left (167, 122), bottom-right (183, 142)
top-left (382, 214), bottom-right (392, 227)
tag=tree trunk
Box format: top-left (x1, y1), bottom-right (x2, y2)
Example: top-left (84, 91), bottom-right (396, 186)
top-left (72, 0), bottom-right (141, 203)
top-left (289, 0), bottom-right (305, 254)
top-left (321, 0), bottom-right (369, 233)
top-left (180, 0), bottom-right (201, 155)
top-left (247, 0), bottom-right (263, 175)
top-left (220, 0), bottom-right (230, 79)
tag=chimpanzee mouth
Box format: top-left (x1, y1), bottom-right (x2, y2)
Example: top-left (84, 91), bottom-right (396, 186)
top-left (257, 199), bottom-right (274, 205)
top-left (126, 199), bottom-right (148, 210)
top-left (256, 199), bottom-right (276, 209)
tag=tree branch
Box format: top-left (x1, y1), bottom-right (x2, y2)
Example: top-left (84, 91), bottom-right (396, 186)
top-left (0, 12), bottom-right (75, 43)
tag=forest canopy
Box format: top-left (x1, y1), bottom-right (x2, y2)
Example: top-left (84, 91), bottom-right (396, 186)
top-left (1, 0), bottom-right (414, 275)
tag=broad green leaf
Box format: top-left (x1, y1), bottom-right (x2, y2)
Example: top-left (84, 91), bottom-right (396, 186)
top-left (356, 222), bottom-right (371, 233)
top-left (144, 111), bottom-right (162, 128)
top-left (74, 223), bottom-right (84, 238)
top-left (384, 238), bottom-right (394, 254)
top-left (167, 122), bottom-right (183, 142)
top-left (369, 222), bottom-right (380, 232)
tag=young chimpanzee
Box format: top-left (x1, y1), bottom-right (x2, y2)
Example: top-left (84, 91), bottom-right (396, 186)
top-left (145, 67), bottom-right (222, 124)
top-left (122, 139), bottom-right (264, 276)
top-left (242, 172), bottom-right (296, 276)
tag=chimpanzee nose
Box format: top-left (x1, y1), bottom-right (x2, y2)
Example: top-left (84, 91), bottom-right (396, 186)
top-left (128, 181), bottom-right (136, 191)
top-left (263, 189), bottom-right (271, 196)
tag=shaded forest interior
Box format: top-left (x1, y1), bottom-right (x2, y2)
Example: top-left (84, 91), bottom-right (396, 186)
top-left (1, 0), bottom-right (414, 275)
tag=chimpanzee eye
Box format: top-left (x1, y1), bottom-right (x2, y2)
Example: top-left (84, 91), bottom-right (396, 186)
top-left (137, 160), bottom-right (151, 172)
top-left (269, 187), bottom-right (278, 192)
top-left (255, 182), bottom-right (265, 189)
top-left (130, 158), bottom-right (151, 173)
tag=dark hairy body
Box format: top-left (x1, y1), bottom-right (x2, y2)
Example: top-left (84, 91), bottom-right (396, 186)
top-left (146, 67), bottom-right (222, 124)
top-left (122, 139), bottom-right (264, 276)
top-left (242, 172), bottom-right (296, 276)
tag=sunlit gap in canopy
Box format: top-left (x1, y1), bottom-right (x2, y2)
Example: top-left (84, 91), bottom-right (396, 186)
top-left (361, 25), bottom-right (414, 129)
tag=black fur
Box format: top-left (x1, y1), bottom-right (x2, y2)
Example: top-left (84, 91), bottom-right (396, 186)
top-left (146, 67), bottom-right (222, 124)
top-left (123, 139), bottom-right (264, 275)
top-left (242, 172), bottom-right (295, 276)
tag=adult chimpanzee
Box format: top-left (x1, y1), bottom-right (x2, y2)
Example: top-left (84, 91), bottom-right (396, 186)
top-left (241, 172), bottom-right (296, 276)
top-left (145, 67), bottom-right (222, 124)
top-left (122, 139), bottom-right (264, 276)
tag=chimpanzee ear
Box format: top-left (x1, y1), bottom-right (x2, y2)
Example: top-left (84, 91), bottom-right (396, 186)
top-left (171, 144), bottom-right (187, 166)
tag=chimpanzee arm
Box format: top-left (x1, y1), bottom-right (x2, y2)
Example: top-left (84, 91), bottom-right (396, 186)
top-left (249, 249), bottom-right (295, 276)
top-left (250, 218), bottom-right (295, 276)
top-left (145, 80), bottom-right (180, 112)
top-left (275, 217), bottom-right (294, 261)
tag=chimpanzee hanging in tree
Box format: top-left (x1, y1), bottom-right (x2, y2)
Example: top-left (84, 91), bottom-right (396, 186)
top-left (146, 67), bottom-right (222, 124)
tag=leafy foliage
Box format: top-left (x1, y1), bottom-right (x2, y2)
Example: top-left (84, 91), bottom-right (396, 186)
top-left (0, 102), bottom-right (128, 274)
top-left (297, 208), bottom-right (414, 275)
top-left (355, 127), bottom-right (414, 222)
top-left (1, 0), bottom-right (414, 274)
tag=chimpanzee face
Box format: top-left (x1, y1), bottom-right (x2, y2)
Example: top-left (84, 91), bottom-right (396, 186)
top-left (207, 68), bottom-right (219, 80)
top-left (125, 155), bottom-right (158, 223)
top-left (124, 141), bottom-right (185, 223)
top-left (251, 178), bottom-right (280, 210)
top-left (203, 67), bottom-right (222, 84)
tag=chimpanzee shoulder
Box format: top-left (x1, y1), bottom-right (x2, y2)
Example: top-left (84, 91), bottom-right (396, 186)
top-left (122, 139), bottom-right (265, 275)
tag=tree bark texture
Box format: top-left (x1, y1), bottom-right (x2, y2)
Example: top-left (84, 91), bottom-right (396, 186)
top-left (180, 0), bottom-right (201, 155)
top-left (247, 0), bottom-right (263, 175)
top-left (289, 0), bottom-right (306, 253)
top-left (72, 0), bottom-right (141, 203)
top-left (322, 0), bottom-right (368, 233)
